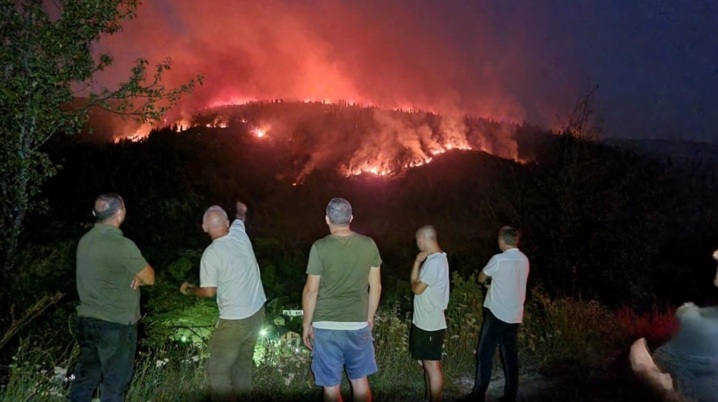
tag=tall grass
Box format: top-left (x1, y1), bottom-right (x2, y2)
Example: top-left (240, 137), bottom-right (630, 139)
top-left (0, 278), bottom-right (678, 402)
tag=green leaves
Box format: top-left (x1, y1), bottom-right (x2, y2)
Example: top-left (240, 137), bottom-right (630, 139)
top-left (0, 0), bottom-right (200, 270)
top-left (88, 57), bottom-right (202, 124)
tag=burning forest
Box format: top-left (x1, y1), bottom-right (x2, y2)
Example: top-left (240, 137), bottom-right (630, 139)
top-left (77, 0), bottom-right (581, 186)
top-left (99, 100), bottom-right (524, 184)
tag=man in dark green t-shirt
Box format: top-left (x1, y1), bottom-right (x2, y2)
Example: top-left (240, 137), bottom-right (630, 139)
top-left (70, 193), bottom-right (155, 402)
top-left (302, 198), bottom-right (382, 402)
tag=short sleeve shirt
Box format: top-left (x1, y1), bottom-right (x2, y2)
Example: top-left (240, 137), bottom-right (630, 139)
top-left (76, 224), bottom-right (149, 324)
top-left (306, 232), bottom-right (382, 323)
top-left (200, 219), bottom-right (267, 319)
top-left (413, 252), bottom-right (450, 331)
top-left (482, 248), bottom-right (530, 324)
top-left (661, 305), bottom-right (718, 359)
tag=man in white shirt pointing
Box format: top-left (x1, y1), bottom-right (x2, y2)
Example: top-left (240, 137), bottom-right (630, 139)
top-left (180, 201), bottom-right (267, 402)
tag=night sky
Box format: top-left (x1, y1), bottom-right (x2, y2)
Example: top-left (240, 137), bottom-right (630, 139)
top-left (97, 0), bottom-right (718, 142)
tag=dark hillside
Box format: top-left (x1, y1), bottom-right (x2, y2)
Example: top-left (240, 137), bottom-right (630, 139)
top-left (31, 103), bottom-right (718, 309)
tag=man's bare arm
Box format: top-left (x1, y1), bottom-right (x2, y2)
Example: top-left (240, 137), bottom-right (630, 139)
top-left (302, 274), bottom-right (321, 350)
top-left (131, 265), bottom-right (155, 289)
top-left (630, 338), bottom-right (685, 402)
top-left (180, 282), bottom-right (217, 298)
top-left (411, 252), bottom-right (429, 295)
top-left (478, 271), bottom-right (489, 285)
top-left (367, 266), bottom-right (382, 328)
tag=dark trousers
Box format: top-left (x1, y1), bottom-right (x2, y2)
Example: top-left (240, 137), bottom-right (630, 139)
top-left (69, 316), bottom-right (138, 402)
top-left (472, 308), bottom-right (519, 401)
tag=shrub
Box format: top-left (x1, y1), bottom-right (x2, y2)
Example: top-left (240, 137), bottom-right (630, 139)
top-left (1, 275), bottom-right (672, 401)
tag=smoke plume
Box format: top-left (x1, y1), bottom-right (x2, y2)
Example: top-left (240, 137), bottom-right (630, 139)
top-left (86, 1), bottom-right (592, 179)
top-left (94, 0), bottom-right (584, 127)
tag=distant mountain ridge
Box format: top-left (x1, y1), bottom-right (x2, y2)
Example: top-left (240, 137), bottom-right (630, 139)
top-left (604, 138), bottom-right (718, 165)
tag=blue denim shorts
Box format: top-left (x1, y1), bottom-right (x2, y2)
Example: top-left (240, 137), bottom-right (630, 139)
top-left (311, 326), bottom-right (377, 386)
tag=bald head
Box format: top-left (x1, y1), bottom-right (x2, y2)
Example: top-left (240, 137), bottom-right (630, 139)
top-left (415, 225), bottom-right (440, 253)
top-left (202, 206), bottom-right (229, 238)
top-left (416, 225), bottom-right (437, 241)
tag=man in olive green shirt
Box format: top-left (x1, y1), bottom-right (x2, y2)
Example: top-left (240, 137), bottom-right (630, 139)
top-left (70, 194), bottom-right (155, 402)
top-left (302, 198), bottom-right (382, 402)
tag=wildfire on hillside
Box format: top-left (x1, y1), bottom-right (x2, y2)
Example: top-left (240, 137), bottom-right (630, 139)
top-left (107, 99), bottom-right (520, 183)
top-left (93, 0), bottom-right (581, 165)
top-left (250, 123), bottom-right (271, 138)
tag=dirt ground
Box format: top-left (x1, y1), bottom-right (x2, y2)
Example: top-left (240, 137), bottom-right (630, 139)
top-left (445, 354), bottom-right (662, 402)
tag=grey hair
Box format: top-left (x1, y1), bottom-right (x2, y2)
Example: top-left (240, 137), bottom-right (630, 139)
top-left (203, 205), bottom-right (228, 227)
top-left (326, 198), bottom-right (352, 225)
top-left (93, 193), bottom-right (124, 221)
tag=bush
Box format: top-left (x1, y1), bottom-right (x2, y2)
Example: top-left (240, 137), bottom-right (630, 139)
top-left (0, 274), bottom-right (671, 401)
top-left (520, 287), bottom-right (626, 369)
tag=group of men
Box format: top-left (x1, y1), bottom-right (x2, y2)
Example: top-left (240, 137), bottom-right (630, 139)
top-left (69, 194), bottom-right (531, 402)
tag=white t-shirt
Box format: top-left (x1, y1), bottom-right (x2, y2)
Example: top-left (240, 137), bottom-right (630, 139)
top-left (412, 252), bottom-right (450, 331)
top-left (200, 219), bottom-right (267, 319)
top-left (482, 248), bottom-right (529, 324)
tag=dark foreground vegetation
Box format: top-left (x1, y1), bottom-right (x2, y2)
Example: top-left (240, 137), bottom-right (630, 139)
top-left (2, 102), bottom-right (718, 400)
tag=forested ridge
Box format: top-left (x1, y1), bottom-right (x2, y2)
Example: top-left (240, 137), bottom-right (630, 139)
top-left (17, 102), bottom-right (717, 311)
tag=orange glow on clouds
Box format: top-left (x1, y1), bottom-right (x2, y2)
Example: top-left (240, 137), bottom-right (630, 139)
top-left (92, 0), bottom-right (585, 133)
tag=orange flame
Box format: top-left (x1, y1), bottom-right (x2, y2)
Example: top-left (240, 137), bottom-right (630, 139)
top-left (109, 98), bottom-right (521, 183)
top-left (250, 123), bottom-right (271, 138)
top-left (205, 116), bottom-right (229, 129)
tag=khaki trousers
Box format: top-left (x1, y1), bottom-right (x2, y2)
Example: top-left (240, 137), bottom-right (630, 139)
top-left (207, 307), bottom-right (265, 402)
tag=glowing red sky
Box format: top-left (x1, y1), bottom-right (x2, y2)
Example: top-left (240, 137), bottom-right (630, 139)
top-left (95, 0), bottom-right (718, 142)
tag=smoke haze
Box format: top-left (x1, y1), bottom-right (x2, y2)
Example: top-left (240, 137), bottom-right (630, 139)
top-left (89, 0), bottom-right (717, 146)
top-left (94, 0), bottom-right (587, 129)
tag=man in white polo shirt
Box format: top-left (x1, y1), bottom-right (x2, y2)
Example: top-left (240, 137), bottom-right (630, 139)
top-left (459, 226), bottom-right (529, 402)
top-left (180, 201), bottom-right (267, 402)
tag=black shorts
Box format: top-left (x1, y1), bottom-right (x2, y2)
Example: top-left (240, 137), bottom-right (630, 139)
top-left (410, 323), bottom-right (446, 361)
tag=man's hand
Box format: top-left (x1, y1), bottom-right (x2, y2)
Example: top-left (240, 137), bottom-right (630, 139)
top-left (368, 317), bottom-right (375, 330)
top-left (130, 276), bottom-right (141, 290)
top-left (629, 338), bottom-right (674, 391)
top-left (713, 249), bottom-right (718, 261)
top-left (302, 324), bottom-right (314, 350)
top-left (415, 252), bottom-right (428, 263)
top-left (180, 282), bottom-right (195, 296)
top-left (236, 201), bottom-right (248, 221)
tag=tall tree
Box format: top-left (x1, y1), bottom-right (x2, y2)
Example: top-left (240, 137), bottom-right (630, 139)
top-left (0, 0), bottom-right (201, 271)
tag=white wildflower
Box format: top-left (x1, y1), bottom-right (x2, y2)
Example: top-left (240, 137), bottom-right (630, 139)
top-left (284, 373), bottom-right (295, 386)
